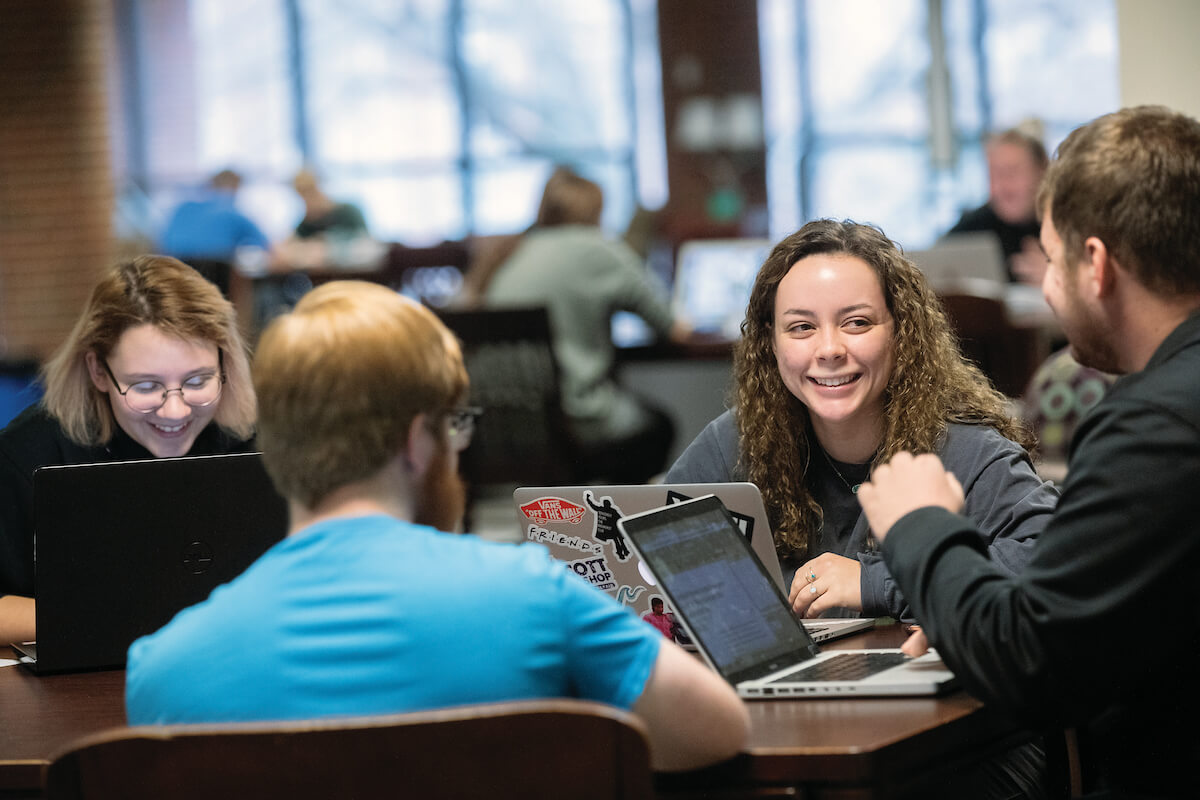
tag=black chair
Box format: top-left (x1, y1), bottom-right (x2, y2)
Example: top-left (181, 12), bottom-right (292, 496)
top-left (44, 699), bottom-right (654, 800)
top-left (435, 307), bottom-right (581, 524)
top-left (183, 258), bottom-right (233, 298)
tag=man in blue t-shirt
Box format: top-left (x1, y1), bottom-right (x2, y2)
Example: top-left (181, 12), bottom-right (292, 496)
top-left (159, 169), bottom-right (271, 263)
top-left (125, 281), bottom-right (747, 772)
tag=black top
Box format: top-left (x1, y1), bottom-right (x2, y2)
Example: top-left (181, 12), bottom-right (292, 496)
top-left (883, 311), bottom-right (1200, 796)
top-left (947, 203), bottom-right (1040, 282)
top-left (294, 203), bottom-right (367, 240)
top-left (0, 403), bottom-right (255, 598)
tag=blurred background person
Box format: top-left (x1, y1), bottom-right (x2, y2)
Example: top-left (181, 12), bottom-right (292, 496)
top-left (291, 168), bottom-right (368, 241)
top-left (483, 166), bottom-right (690, 484)
top-left (946, 124), bottom-right (1048, 286)
top-left (158, 169), bottom-right (272, 296)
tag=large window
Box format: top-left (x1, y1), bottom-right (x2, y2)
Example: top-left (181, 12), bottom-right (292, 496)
top-left (116, 0), bottom-right (1118, 252)
top-left (120, 0), bottom-right (662, 245)
top-left (760, 0), bottom-right (1119, 248)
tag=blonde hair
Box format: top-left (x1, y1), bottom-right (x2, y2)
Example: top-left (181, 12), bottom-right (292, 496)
top-left (40, 255), bottom-right (256, 445)
top-left (735, 220), bottom-right (1033, 559)
top-left (253, 281), bottom-right (469, 508)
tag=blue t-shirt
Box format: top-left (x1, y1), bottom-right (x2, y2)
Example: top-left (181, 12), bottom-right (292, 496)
top-left (125, 515), bottom-right (661, 724)
top-left (159, 190), bottom-right (270, 261)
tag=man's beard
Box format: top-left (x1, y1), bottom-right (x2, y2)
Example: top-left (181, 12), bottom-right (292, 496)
top-left (1058, 280), bottom-right (1123, 374)
top-left (413, 443), bottom-right (467, 532)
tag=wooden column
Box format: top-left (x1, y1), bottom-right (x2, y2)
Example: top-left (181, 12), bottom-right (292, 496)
top-left (0, 0), bottom-right (115, 361)
top-left (656, 0), bottom-right (768, 244)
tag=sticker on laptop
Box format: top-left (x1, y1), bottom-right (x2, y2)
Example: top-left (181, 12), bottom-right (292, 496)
top-left (665, 489), bottom-right (757, 543)
top-left (525, 523), bottom-right (598, 555)
top-left (519, 496), bottom-right (587, 525)
top-left (583, 490), bottom-right (633, 562)
top-left (564, 554), bottom-right (616, 591)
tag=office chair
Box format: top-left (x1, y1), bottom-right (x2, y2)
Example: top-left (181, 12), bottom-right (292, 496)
top-left (43, 699), bottom-right (654, 800)
top-left (435, 307), bottom-right (582, 527)
top-left (939, 289), bottom-right (1042, 398)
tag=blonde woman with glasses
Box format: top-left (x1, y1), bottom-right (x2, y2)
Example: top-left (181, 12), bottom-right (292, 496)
top-left (0, 255), bottom-right (256, 643)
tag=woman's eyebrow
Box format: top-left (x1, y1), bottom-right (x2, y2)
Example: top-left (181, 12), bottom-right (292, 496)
top-left (778, 302), bottom-right (875, 317)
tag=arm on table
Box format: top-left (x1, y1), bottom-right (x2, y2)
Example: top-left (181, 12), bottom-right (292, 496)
top-left (632, 641), bottom-right (749, 772)
top-left (0, 595), bottom-right (35, 644)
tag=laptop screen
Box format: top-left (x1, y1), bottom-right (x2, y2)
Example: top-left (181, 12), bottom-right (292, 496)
top-left (620, 496), bottom-right (818, 683)
top-left (671, 239), bottom-right (772, 339)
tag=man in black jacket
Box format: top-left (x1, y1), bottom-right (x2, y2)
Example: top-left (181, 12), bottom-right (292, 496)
top-left (859, 105), bottom-right (1200, 798)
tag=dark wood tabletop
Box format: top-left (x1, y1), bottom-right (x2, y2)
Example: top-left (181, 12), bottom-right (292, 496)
top-left (659, 622), bottom-right (1025, 799)
top-left (1, 623), bottom-right (1020, 799)
top-left (0, 655), bottom-right (125, 796)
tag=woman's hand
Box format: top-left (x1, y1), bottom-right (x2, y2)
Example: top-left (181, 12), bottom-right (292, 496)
top-left (788, 553), bottom-right (863, 618)
top-left (901, 625), bottom-right (930, 657)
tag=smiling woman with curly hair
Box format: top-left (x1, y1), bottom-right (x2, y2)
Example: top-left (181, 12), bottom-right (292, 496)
top-left (666, 219), bottom-right (1057, 622)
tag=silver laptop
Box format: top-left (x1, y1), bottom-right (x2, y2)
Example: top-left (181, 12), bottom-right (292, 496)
top-left (908, 231), bottom-right (1008, 291)
top-left (671, 238), bottom-right (772, 340)
top-left (512, 483), bottom-right (871, 644)
top-left (618, 494), bottom-right (958, 698)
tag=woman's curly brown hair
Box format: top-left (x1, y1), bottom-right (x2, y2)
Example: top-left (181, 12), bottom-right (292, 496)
top-left (734, 219), bottom-right (1034, 560)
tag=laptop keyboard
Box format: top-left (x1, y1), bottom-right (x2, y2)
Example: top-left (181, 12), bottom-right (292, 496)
top-left (769, 652), bottom-right (909, 683)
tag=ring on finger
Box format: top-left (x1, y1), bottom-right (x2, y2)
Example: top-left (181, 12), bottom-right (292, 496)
top-left (807, 569), bottom-right (817, 584)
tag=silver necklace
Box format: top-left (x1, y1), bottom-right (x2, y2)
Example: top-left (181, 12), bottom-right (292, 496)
top-left (820, 447), bottom-right (866, 494)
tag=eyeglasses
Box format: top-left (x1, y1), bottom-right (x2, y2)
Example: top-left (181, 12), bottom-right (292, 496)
top-left (102, 361), bottom-right (225, 413)
top-left (447, 406), bottom-right (483, 452)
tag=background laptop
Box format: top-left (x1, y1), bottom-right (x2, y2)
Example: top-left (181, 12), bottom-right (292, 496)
top-left (618, 495), bottom-right (957, 698)
top-left (512, 483), bottom-right (871, 644)
top-left (670, 238), bottom-right (772, 340)
top-left (907, 231), bottom-right (1008, 291)
top-left (14, 452), bottom-right (288, 674)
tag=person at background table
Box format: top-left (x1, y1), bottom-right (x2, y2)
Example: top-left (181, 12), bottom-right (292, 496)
top-left (290, 168), bottom-right (368, 241)
top-left (124, 281), bottom-right (748, 772)
top-left (666, 219), bottom-right (1057, 622)
top-left (859, 105), bottom-right (1200, 799)
top-left (947, 125), bottom-right (1049, 286)
top-left (483, 166), bottom-right (690, 483)
top-left (158, 169), bottom-right (273, 295)
top-left (0, 256), bottom-right (256, 644)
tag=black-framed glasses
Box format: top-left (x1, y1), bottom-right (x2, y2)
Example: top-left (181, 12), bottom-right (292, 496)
top-left (447, 406), bottom-right (483, 452)
top-left (102, 360), bottom-right (225, 413)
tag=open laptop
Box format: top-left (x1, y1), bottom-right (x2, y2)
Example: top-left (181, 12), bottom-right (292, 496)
top-left (13, 452), bottom-right (288, 674)
top-left (618, 495), bottom-right (957, 698)
top-left (671, 238), bottom-right (772, 340)
top-left (512, 483), bottom-right (871, 644)
top-left (907, 231), bottom-right (1008, 291)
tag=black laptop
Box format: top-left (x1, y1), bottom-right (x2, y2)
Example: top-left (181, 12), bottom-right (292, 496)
top-left (13, 452), bottom-right (288, 674)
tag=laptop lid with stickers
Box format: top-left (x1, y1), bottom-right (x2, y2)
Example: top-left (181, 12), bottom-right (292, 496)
top-left (511, 483), bottom-right (870, 646)
top-left (513, 483), bottom-right (782, 603)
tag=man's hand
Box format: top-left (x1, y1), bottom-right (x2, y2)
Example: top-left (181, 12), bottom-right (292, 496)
top-left (788, 553), bottom-right (862, 618)
top-left (1010, 237), bottom-right (1048, 286)
top-left (857, 452), bottom-right (964, 542)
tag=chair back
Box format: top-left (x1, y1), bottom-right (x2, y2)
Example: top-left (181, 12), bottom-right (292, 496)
top-left (44, 699), bottom-right (654, 800)
top-left (939, 290), bottom-right (1042, 397)
top-left (436, 306), bottom-right (580, 488)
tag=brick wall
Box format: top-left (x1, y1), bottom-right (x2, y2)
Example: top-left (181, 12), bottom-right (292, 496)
top-left (0, 0), bottom-right (115, 361)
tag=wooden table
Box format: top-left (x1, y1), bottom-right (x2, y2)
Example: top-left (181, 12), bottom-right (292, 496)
top-left (654, 623), bottom-right (1025, 799)
top-left (0, 624), bottom-right (1021, 799)
top-left (0, 657), bottom-right (124, 798)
